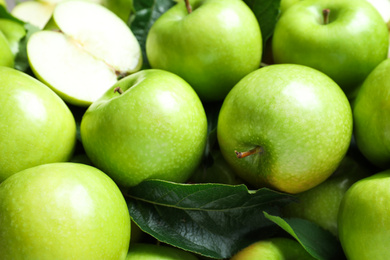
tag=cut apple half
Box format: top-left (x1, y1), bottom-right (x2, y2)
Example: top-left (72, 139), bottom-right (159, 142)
top-left (27, 0), bottom-right (142, 106)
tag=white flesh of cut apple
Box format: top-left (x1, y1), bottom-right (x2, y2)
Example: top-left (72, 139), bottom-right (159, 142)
top-left (11, 1), bottom-right (55, 29)
top-left (27, 0), bottom-right (142, 106)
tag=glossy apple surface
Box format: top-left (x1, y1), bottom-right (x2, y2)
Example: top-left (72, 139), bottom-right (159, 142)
top-left (353, 59), bottom-right (390, 168)
top-left (146, 0), bottom-right (262, 102)
top-left (273, 0), bottom-right (389, 98)
top-left (0, 162), bottom-right (131, 259)
top-left (231, 237), bottom-right (315, 260)
top-left (338, 170), bottom-right (390, 260)
top-left (81, 69), bottom-right (208, 188)
top-left (126, 243), bottom-right (198, 260)
top-left (217, 64), bottom-right (352, 194)
top-left (0, 67), bottom-right (76, 182)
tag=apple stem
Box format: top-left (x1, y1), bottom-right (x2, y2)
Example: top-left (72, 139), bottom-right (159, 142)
top-left (323, 8), bottom-right (330, 25)
top-left (235, 146), bottom-right (263, 159)
top-left (114, 87), bottom-right (123, 94)
top-left (184, 0), bottom-right (192, 14)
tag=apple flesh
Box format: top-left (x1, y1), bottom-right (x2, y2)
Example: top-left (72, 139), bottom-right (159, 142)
top-left (338, 170), bottom-right (390, 260)
top-left (146, 0), bottom-right (262, 102)
top-left (27, 0), bottom-right (142, 106)
top-left (0, 67), bottom-right (76, 182)
top-left (272, 0), bottom-right (389, 98)
top-left (80, 69), bottom-right (208, 188)
top-left (231, 237), bottom-right (315, 260)
top-left (0, 162), bottom-right (131, 259)
top-left (217, 64), bottom-right (353, 194)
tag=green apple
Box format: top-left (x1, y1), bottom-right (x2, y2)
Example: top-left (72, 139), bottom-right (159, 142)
top-left (80, 69), bottom-right (208, 188)
top-left (0, 30), bottom-right (13, 67)
top-left (126, 243), bottom-right (198, 260)
top-left (11, 0), bottom-right (133, 29)
top-left (189, 150), bottom-right (244, 185)
top-left (0, 162), bottom-right (130, 259)
top-left (0, 19), bottom-right (26, 56)
top-left (217, 64), bottom-right (352, 194)
top-left (353, 59), bottom-right (390, 168)
top-left (146, 0), bottom-right (262, 102)
top-left (231, 237), bottom-right (315, 260)
top-left (27, 0), bottom-right (142, 106)
top-left (0, 67), bottom-right (76, 182)
top-left (280, 0), bottom-right (300, 13)
top-left (365, 0), bottom-right (390, 24)
top-left (338, 170), bottom-right (390, 260)
top-left (282, 155), bottom-right (372, 237)
top-left (272, 0), bottom-right (389, 98)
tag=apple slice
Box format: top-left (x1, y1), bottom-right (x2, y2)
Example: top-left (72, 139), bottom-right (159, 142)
top-left (11, 1), bottom-right (55, 29)
top-left (27, 0), bottom-right (142, 106)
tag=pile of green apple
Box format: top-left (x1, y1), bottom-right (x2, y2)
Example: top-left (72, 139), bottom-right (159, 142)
top-left (1, 0), bottom-right (390, 259)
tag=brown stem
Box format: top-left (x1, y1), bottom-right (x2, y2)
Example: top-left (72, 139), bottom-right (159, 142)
top-left (184, 0), bottom-right (192, 14)
top-left (114, 87), bottom-right (123, 94)
top-left (323, 8), bottom-right (330, 25)
top-left (235, 146), bottom-right (263, 159)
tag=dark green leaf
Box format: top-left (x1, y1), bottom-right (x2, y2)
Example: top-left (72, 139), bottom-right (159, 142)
top-left (244, 0), bottom-right (281, 48)
top-left (125, 180), bottom-right (295, 259)
top-left (14, 23), bottom-right (40, 73)
top-left (129, 0), bottom-right (176, 69)
top-left (0, 5), bottom-right (24, 23)
top-left (264, 212), bottom-right (345, 260)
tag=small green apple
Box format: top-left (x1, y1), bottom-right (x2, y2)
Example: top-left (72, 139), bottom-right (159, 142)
top-left (217, 64), bottom-right (352, 194)
top-left (27, 0), bottom-right (142, 106)
top-left (0, 19), bottom-right (26, 56)
top-left (353, 59), bottom-right (390, 168)
top-left (0, 162), bottom-right (131, 259)
top-left (126, 243), bottom-right (198, 260)
top-left (0, 66), bottom-right (76, 182)
top-left (231, 237), bottom-right (315, 260)
top-left (189, 150), bottom-right (244, 185)
top-left (0, 30), bottom-right (14, 68)
top-left (80, 69), bottom-right (208, 188)
top-left (146, 0), bottom-right (262, 102)
top-left (272, 0), bottom-right (389, 98)
top-left (338, 170), bottom-right (390, 260)
top-left (282, 155), bottom-right (372, 237)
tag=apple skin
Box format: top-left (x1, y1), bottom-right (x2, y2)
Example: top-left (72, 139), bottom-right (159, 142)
top-left (0, 67), bottom-right (76, 182)
top-left (338, 170), bottom-right (390, 260)
top-left (217, 64), bottom-right (352, 194)
top-left (272, 0), bottom-right (389, 98)
top-left (126, 243), bottom-right (198, 260)
top-left (80, 69), bottom-right (207, 188)
top-left (146, 0), bottom-right (262, 102)
top-left (0, 162), bottom-right (131, 260)
top-left (353, 59), bottom-right (390, 168)
top-left (282, 155), bottom-right (372, 237)
top-left (0, 18), bottom-right (26, 56)
top-left (0, 0), bottom-right (6, 8)
top-left (231, 237), bottom-right (315, 260)
top-left (0, 30), bottom-right (14, 68)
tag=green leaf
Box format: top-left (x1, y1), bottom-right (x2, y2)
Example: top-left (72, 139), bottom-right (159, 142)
top-left (0, 5), bottom-right (23, 23)
top-left (264, 212), bottom-right (345, 260)
top-left (129, 0), bottom-right (176, 69)
top-left (244, 0), bottom-right (281, 47)
top-left (125, 180), bottom-right (295, 259)
top-left (14, 23), bottom-right (40, 73)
